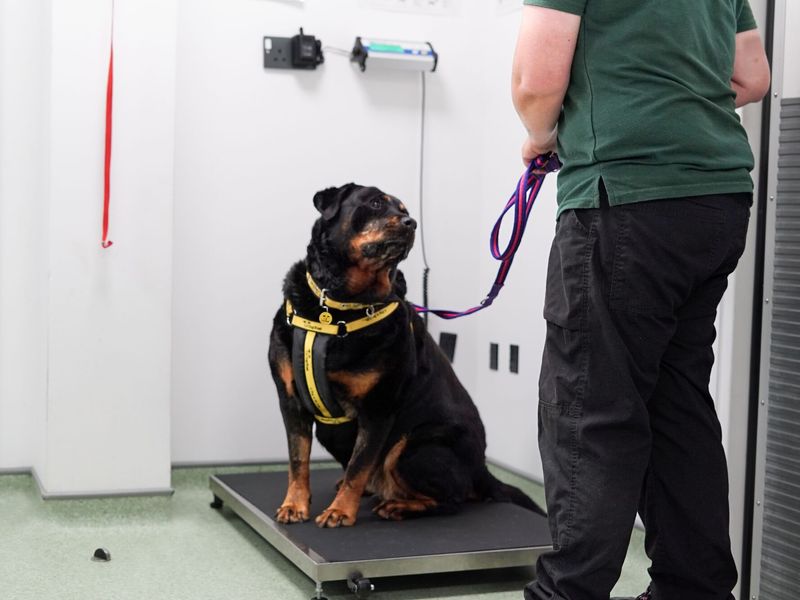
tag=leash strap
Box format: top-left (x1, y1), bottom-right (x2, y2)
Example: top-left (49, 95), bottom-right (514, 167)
top-left (411, 153), bottom-right (561, 319)
top-left (101, 0), bottom-right (115, 249)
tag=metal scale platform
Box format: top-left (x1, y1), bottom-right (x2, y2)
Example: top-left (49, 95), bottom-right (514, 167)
top-left (209, 468), bottom-right (552, 599)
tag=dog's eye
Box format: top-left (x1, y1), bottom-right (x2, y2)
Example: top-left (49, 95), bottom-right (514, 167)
top-left (369, 198), bottom-right (382, 210)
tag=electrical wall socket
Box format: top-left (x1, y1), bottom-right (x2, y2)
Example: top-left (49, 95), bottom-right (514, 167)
top-left (509, 344), bottom-right (519, 374)
top-left (361, 0), bottom-right (457, 16)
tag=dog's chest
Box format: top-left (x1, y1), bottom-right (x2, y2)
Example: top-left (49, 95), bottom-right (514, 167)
top-left (290, 327), bottom-right (383, 424)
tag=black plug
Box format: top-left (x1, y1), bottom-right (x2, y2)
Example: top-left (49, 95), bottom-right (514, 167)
top-left (291, 28), bottom-right (324, 69)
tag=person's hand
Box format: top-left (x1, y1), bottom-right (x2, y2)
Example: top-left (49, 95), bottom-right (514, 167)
top-left (522, 132), bottom-right (557, 169)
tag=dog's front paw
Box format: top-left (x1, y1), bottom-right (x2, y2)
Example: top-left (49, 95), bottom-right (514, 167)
top-left (275, 502), bottom-right (310, 524)
top-left (315, 506), bottom-right (357, 528)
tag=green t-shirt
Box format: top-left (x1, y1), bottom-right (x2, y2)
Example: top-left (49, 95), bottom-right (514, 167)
top-left (523, 0), bottom-right (759, 215)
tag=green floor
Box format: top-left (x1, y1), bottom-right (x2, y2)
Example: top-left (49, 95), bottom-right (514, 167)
top-left (0, 464), bottom-right (649, 599)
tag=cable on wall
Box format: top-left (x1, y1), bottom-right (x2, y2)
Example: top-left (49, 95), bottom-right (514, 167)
top-left (418, 71), bottom-right (431, 327)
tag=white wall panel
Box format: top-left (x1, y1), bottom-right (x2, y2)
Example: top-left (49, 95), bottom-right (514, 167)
top-left (39, 0), bottom-right (177, 494)
top-left (784, 1), bottom-right (799, 97)
top-left (0, 0), bottom-right (48, 472)
top-left (170, 0), bottom-right (484, 463)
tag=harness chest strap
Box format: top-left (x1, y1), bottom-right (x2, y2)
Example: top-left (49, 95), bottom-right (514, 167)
top-left (294, 329), bottom-right (352, 425)
top-left (285, 297), bottom-right (400, 425)
top-left (285, 299), bottom-right (399, 336)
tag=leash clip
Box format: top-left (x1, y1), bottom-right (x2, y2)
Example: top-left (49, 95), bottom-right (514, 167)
top-left (336, 321), bottom-right (349, 338)
top-left (318, 288), bottom-right (329, 308)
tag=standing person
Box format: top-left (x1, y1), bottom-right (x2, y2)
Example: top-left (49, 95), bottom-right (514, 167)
top-left (511, 2), bottom-right (770, 600)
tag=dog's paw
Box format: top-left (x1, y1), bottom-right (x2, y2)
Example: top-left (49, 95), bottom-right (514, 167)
top-left (373, 500), bottom-right (406, 521)
top-left (315, 506), bottom-right (357, 528)
top-left (275, 502), bottom-right (310, 524)
top-left (373, 498), bottom-right (436, 521)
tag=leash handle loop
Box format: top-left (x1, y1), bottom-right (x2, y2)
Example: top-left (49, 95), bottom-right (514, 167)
top-left (412, 153), bottom-right (561, 320)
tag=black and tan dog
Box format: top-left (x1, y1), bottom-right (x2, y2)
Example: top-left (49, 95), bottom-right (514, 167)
top-left (268, 183), bottom-right (544, 528)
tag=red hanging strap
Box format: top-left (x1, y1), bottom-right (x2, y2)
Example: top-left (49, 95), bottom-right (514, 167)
top-left (101, 2), bottom-right (114, 249)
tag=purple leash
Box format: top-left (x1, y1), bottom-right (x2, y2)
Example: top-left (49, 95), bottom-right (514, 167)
top-left (412, 153), bottom-right (562, 320)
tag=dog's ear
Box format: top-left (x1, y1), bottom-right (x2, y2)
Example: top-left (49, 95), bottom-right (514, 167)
top-left (313, 183), bottom-right (356, 221)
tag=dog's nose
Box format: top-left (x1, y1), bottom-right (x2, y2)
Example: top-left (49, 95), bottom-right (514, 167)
top-left (402, 216), bottom-right (417, 230)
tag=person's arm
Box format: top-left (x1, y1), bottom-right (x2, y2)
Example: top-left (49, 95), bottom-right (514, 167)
top-left (511, 5), bottom-right (581, 164)
top-left (731, 29), bottom-right (771, 107)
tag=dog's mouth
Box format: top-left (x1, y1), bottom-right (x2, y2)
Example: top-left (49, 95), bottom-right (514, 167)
top-left (350, 214), bottom-right (417, 266)
top-left (361, 234), bottom-right (413, 262)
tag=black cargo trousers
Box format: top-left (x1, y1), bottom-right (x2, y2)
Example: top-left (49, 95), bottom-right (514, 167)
top-left (524, 191), bottom-right (752, 600)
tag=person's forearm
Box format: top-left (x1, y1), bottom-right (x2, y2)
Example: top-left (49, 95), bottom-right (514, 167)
top-left (513, 88), bottom-right (563, 147)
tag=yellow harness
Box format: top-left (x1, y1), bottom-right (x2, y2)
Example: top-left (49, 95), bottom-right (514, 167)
top-left (285, 273), bottom-right (399, 425)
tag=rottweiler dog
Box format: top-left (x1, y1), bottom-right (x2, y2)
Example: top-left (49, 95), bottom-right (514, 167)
top-left (268, 183), bottom-right (544, 528)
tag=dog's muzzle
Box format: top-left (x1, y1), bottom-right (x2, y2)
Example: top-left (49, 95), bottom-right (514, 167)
top-left (362, 218), bottom-right (416, 261)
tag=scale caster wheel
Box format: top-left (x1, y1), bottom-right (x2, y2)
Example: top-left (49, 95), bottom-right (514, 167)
top-left (210, 495), bottom-right (223, 510)
top-left (347, 572), bottom-right (374, 598)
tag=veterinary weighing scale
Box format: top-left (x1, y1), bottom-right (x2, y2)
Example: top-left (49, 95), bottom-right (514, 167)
top-left (209, 468), bottom-right (552, 599)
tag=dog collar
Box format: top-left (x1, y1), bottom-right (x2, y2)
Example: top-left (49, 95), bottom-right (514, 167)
top-left (305, 272), bottom-right (378, 312)
top-left (285, 299), bottom-right (399, 337)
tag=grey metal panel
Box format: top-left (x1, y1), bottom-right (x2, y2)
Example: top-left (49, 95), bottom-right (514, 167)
top-left (758, 97), bottom-right (800, 599)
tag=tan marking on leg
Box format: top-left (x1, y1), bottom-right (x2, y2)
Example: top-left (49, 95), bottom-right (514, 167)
top-left (277, 358), bottom-right (295, 397)
top-left (315, 469), bottom-right (371, 528)
top-left (369, 437), bottom-right (409, 499)
top-left (370, 437), bottom-right (439, 520)
top-left (276, 435), bottom-right (311, 523)
top-left (327, 370), bottom-right (381, 400)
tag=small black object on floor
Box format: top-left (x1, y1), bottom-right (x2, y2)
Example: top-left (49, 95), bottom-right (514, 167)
top-left (209, 468), bottom-right (551, 599)
top-left (91, 547), bottom-right (111, 562)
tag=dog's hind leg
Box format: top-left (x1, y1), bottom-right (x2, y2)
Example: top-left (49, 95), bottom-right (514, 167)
top-left (373, 441), bottom-right (472, 520)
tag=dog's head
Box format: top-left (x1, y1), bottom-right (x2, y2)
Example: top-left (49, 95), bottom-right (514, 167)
top-left (312, 183), bottom-right (417, 266)
top-left (308, 183), bottom-right (416, 298)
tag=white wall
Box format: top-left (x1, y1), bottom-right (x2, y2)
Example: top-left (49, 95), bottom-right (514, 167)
top-left (468, 5), bottom-right (558, 482)
top-left (169, 0), bottom-right (770, 488)
top-left (0, 0), bottom-right (177, 494)
top-left (784, 0), bottom-right (800, 97)
top-left (0, 0), bottom-right (48, 473)
top-left (0, 0), bottom-right (775, 508)
top-left (170, 0), bottom-right (484, 463)
top-left (38, 0), bottom-right (178, 495)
